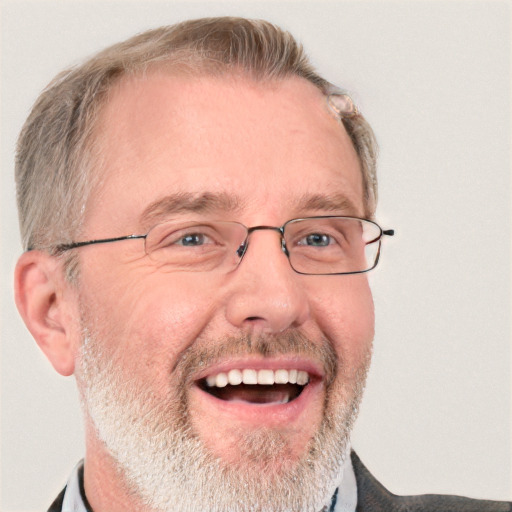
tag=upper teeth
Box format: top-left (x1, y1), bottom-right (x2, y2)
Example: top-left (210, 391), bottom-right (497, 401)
top-left (205, 369), bottom-right (309, 388)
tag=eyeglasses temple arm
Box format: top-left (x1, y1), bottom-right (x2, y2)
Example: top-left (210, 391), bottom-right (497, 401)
top-left (55, 234), bottom-right (146, 252)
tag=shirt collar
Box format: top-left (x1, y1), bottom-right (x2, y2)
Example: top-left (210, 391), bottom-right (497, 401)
top-left (61, 461), bottom-right (88, 512)
top-left (334, 444), bottom-right (358, 512)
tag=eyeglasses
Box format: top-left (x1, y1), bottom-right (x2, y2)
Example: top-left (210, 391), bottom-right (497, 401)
top-left (56, 216), bottom-right (394, 275)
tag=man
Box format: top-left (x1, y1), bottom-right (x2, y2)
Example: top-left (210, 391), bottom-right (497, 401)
top-left (13, 17), bottom-right (510, 512)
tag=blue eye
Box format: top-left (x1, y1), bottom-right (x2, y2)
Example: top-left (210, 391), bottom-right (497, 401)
top-left (304, 233), bottom-right (331, 247)
top-left (179, 233), bottom-right (207, 246)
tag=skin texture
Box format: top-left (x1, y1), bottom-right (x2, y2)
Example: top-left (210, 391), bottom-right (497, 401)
top-left (15, 73), bottom-right (375, 511)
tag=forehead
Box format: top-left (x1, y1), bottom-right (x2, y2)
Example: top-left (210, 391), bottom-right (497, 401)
top-left (87, 72), bottom-right (364, 232)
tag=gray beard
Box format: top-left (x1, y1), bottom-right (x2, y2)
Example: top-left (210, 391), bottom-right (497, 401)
top-left (76, 326), bottom-right (370, 512)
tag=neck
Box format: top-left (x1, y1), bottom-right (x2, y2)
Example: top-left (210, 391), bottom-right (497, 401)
top-left (83, 423), bottom-right (154, 512)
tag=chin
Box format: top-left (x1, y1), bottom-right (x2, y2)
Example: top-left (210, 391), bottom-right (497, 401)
top-left (77, 326), bottom-right (372, 512)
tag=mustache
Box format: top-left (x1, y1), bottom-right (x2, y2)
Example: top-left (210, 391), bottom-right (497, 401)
top-left (175, 330), bottom-right (338, 388)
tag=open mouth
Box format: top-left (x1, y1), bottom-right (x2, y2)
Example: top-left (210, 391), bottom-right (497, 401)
top-left (199, 368), bottom-right (310, 405)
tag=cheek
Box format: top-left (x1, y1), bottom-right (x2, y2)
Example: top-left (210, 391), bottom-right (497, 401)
top-left (78, 266), bottom-right (219, 377)
top-left (310, 276), bottom-right (375, 364)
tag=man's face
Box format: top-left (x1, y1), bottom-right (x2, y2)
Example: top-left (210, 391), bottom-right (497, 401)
top-left (74, 72), bottom-right (375, 511)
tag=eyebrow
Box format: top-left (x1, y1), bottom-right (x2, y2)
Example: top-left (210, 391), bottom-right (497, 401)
top-left (139, 191), bottom-right (361, 229)
top-left (139, 192), bottom-right (244, 228)
top-left (297, 193), bottom-right (361, 216)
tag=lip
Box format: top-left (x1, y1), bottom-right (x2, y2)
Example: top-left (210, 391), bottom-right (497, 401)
top-left (189, 356), bottom-right (325, 427)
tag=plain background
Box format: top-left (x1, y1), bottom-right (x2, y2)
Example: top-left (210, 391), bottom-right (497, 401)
top-left (1, 1), bottom-right (510, 510)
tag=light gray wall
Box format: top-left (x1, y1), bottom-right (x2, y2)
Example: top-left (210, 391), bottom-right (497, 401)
top-left (1, 1), bottom-right (510, 510)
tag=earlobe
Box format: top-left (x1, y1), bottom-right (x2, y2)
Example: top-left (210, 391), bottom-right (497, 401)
top-left (14, 251), bottom-right (79, 376)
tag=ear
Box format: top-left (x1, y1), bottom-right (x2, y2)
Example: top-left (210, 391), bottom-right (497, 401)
top-left (14, 251), bottom-right (79, 376)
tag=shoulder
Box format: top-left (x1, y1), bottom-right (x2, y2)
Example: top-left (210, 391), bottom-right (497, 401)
top-left (351, 451), bottom-right (512, 512)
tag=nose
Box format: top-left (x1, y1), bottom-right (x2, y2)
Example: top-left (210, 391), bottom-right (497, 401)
top-left (224, 229), bottom-right (310, 333)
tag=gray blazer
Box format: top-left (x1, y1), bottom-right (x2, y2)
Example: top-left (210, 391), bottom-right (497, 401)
top-left (351, 451), bottom-right (512, 512)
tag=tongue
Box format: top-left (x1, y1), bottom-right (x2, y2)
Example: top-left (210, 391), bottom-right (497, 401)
top-left (208, 383), bottom-right (301, 404)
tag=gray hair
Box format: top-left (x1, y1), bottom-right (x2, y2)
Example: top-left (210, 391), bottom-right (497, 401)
top-left (16, 17), bottom-right (378, 260)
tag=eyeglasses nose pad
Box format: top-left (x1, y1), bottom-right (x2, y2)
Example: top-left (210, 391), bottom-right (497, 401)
top-left (236, 241), bottom-right (248, 259)
top-left (281, 238), bottom-right (289, 257)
